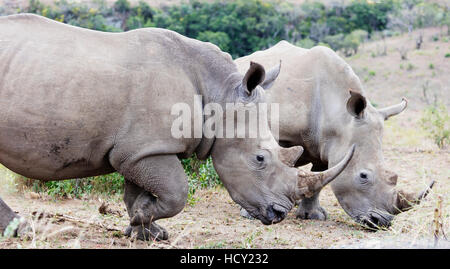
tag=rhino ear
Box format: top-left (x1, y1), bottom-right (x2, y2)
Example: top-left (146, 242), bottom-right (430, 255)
top-left (242, 61), bottom-right (266, 95)
top-left (279, 146), bottom-right (304, 167)
top-left (346, 90), bottom-right (367, 119)
top-left (260, 60), bottom-right (281, 90)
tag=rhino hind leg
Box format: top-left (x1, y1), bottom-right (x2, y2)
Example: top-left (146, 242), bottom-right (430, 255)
top-left (120, 155), bottom-right (188, 241)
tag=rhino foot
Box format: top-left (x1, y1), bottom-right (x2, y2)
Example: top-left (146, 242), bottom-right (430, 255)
top-left (296, 205), bottom-right (328, 221)
top-left (124, 222), bottom-right (168, 241)
top-left (239, 207), bottom-right (255, 220)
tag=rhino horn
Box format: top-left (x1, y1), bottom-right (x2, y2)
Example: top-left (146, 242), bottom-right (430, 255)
top-left (394, 180), bottom-right (435, 213)
top-left (296, 144), bottom-right (355, 198)
top-left (378, 98), bottom-right (407, 120)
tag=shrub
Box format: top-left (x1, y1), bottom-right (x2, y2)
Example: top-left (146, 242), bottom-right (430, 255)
top-left (182, 156), bottom-right (221, 205)
top-left (420, 103), bottom-right (450, 149)
top-left (295, 38), bottom-right (315, 49)
top-left (197, 31), bottom-right (231, 52)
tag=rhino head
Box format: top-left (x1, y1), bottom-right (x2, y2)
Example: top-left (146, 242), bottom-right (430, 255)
top-left (209, 62), bottom-right (355, 225)
top-left (329, 91), bottom-right (434, 229)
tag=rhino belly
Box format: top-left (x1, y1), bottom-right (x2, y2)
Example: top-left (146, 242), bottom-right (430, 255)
top-left (0, 125), bottom-right (116, 180)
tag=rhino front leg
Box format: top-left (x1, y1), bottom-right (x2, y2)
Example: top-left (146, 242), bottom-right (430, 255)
top-left (296, 192), bottom-right (327, 220)
top-left (117, 154), bottom-right (188, 241)
top-left (0, 197), bottom-right (26, 236)
top-left (296, 163), bottom-right (328, 221)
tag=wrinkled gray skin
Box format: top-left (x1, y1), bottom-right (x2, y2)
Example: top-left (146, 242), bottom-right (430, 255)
top-left (0, 15), bottom-right (353, 240)
top-left (236, 41), bottom-right (433, 228)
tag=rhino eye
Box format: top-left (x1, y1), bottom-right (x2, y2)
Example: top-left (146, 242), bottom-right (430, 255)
top-left (358, 171), bottom-right (373, 185)
top-left (256, 155), bottom-right (265, 162)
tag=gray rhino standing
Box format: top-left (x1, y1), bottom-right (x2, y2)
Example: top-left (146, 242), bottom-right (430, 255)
top-left (0, 14), bottom-right (355, 240)
top-left (235, 41), bottom-right (434, 228)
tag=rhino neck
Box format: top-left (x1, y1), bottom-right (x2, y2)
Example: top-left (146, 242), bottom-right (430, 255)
top-left (186, 43), bottom-right (241, 160)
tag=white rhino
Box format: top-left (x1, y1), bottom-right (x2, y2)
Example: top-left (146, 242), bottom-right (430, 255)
top-left (0, 14), bottom-right (354, 240)
top-left (235, 41), bottom-right (433, 228)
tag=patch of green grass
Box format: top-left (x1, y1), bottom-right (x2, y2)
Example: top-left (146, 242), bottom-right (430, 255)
top-left (445, 53), bottom-right (450, 58)
top-left (368, 70), bottom-right (376, 76)
top-left (241, 230), bottom-right (262, 248)
top-left (429, 63), bottom-right (434, 69)
top-left (195, 240), bottom-right (227, 249)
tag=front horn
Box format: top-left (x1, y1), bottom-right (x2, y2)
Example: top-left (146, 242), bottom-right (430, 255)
top-left (394, 180), bottom-right (435, 213)
top-left (378, 98), bottom-right (408, 120)
top-left (295, 144), bottom-right (355, 199)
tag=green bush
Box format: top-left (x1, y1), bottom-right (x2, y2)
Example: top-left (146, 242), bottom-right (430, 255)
top-left (182, 156), bottom-right (221, 205)
top-left (14, 156), bottom-right (221, 200)
top-left (197, 31), bottom-right (231, 52)
top-left (295, 38), bottom-right (315, 49)
top-left (420, 103), bottom-right (450, 149)
top-left (36, 173), bottom-right (125, 198)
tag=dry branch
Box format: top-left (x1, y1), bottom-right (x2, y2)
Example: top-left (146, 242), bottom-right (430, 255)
top-left (32, 211), bottom-right (122, 232)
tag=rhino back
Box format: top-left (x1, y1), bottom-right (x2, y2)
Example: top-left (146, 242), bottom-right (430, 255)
top-left (0, 14), bottom-right (211, 180)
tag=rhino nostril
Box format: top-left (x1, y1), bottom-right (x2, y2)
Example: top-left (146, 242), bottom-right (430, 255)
top-left (273, 208), bottom-right (285, 220)
top-left (370, 215), bottom-right (380, 225)
top-left (361, 212), bottom-right (393, 229)
top-left (266, 205), bottom-right (286, 223)
top-left (360, 172), bottom-right (368, 179)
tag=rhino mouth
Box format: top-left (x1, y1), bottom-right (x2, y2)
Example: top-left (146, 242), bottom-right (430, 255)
top-left (356, 209), bottom-right (394, 230)
top-left (246, 203), bottom-right (290, 225)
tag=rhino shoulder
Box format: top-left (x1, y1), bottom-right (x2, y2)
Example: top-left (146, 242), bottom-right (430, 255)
top-left (309, 46), bottom-right (363, 90)
top-left (309, 45), bottom-right (341, 62)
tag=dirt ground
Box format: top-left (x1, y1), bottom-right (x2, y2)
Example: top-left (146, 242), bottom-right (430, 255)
top-left (0, 26), bottom-right (449, 248)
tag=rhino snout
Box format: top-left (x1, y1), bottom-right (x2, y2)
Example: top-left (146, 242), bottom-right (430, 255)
top-left (263, 204), bottom-right (288, 225)
top-left (358, 209), bottom-right (394, 230)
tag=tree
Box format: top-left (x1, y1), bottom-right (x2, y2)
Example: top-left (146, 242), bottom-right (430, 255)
top-left (197, 31), bottom-right (231, 52)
